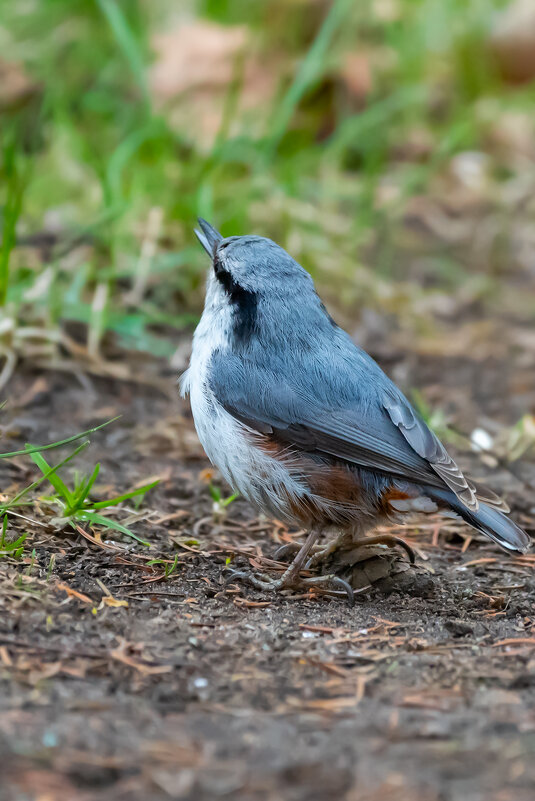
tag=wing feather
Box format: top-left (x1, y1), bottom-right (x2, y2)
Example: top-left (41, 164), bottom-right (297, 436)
top-left (382, 386), bottom-right (478, 510)
top-left (209, 346), bottom-right (489, 512)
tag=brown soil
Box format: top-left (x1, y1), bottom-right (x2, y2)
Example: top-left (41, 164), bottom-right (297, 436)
top-left (1, 339), bottom-right (535, 801)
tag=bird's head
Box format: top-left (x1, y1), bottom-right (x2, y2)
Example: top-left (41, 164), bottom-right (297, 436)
top-left (195, 218), bottom-right (314, 299)
top-left (194, 219), bottom-right (336, 348)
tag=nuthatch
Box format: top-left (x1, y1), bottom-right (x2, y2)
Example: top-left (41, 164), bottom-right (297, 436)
top-left (181, 220), bottom-right (530, 603)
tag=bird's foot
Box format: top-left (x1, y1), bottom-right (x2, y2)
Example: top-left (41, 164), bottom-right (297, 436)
top-left (274, 535), bottom-right (351, 567)
top-left (273, 542), bottom-right (326, 562)
top-left (358, 533), bottom-right (416, 564)
top-left (224, 528), bottom-right (421, 603)
top-left (224, 567), bottom-right (355, 605)
top-left (276, 533), bottom-right (415, 570)
top-left (326, 536), bottom-right (433, 595)
top-left (276, 532), bottom-right (423, 594)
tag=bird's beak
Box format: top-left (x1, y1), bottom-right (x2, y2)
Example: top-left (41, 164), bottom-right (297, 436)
top-left (194, 218), bottom-right (223, 258)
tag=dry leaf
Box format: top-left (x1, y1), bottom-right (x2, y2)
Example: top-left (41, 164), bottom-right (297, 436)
top-left (339, 52), bottom-right (373, 101)
top-left (151, 21), bottom-right (248, 98)
top-left (198, 467), bottom-right (216, 484)
top-left (110, 641), bottom-right (172, 675)
top-left (102, 597), bottom-right (129, 608)
top-left (56, 582), bottom-right (94, 605)
top-left (491, 0), bottom-right (535, 84)
top-left (488, 112), bottom-right (535, 160)
top-left (150, 20), bottom-right (279, 145)
top-left (0, 60), bottom-right (40, 111)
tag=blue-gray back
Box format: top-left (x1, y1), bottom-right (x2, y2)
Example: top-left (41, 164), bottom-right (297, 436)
top-left (208, 310), bottom-right (477, 507)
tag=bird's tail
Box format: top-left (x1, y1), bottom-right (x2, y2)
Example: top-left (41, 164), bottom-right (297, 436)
top-left (427, 488), bottom-right (531, 554)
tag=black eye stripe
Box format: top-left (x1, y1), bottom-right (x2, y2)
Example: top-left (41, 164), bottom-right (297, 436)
top-left (213, 254), bottom-right (225, 277)
top-left (214, 261), bottom-right (243, 298)
top-left (213, 258), bottom-right (257, 343)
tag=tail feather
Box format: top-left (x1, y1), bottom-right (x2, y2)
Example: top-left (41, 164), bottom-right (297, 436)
top-left (428, 488), bottom-right (531, 554)
top-left (471, 479), bottom-right (510, 513)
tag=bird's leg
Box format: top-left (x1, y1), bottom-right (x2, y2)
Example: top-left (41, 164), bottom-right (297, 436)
top-left (297, 531), bottom-right (416, 570)
top-left (274, 527), bottom-right (323, 585)
top-left (274, 541), bottom-right (323, 562)
top-left (303, 530), bottom-right (420, 595)
top-left (305, 530), bottom-right (353, 568)
top-left (225, 527), bottom-right (355, 603)
top-left (226, 528), bottom-right (322, 591)
top-left (274, 530), bottom-right (351, 566)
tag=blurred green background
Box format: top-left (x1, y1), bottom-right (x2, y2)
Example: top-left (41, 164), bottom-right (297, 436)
top-left (1, 0), bottom-right (535, 383)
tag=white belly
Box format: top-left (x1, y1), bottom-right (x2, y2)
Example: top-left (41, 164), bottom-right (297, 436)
top-left (189, 370), bottom-right (308, 519)
top-left (181, 290), bottom-right (307, 519)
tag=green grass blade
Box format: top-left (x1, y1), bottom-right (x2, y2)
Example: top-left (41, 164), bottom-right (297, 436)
top-left (66, 462), bottom-right (100, 515)
top-left (76, 510), bottom-right (150, 546)
top-left (265, 0), bottom-right (353, 155)
top-left (28, 448), bottom-right (74, 503)
top-left (222, 493), bottom-right (239, 508)
top-left (326, 87), bottom-right (425, 158)
top-left (0, 418), bottom-right (119, 459)
top-left (0, 136), bottom-right (26, 306)
top-left (90, 479), bottom-right (159, 509)
top-left (96, 0), bottom-right (150, 112)
top-left (1, 441), bottom-right (90, 512)
top-left (2, 531), bottom-right (27, 552)
top-left (209, 484), bottom-right (221, 503)
top-left (106, 123), bottom-right (161, 205)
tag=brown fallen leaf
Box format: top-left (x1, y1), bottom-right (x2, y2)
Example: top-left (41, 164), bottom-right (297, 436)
top-left (102, 596), bottom-right (129, 608)
top-left (338, 51), bottom-right (373, 102)
top-left (28, 661), bottom-right (63, 684)
top-left (56, 582), bottom-right (94, 605)
top-left (300, 657), bottom-right (349, 678)
top-left (0, 646), bottom-right (13, 667)
top-left (60, 660), bottom-right (91, 679)
top-left (75, 523), bottom-right (124, 552)
top-left (0, 60), bottom-right (41, 111)
top-left (399, 689), bottom-right (465, 711)
top-left (6, 768), bottom-right (85, 801)
top-left (492, 637), bottom-right (535, 648)
top-left (151, 21), bottom-right (247, 98)
top-left (491, 0), bottom-right (535, 84)
top-left (149, 20), bottom-right (280, 146)
top-left (15, 376), bottom-right (49, 409)
top-left (290, 695), bottom-right (363, 711)
top-left (110, 640), bottom-right (172, 675)
top-left (233, 598), bottom-right (272, 609)
top-left (458, 557), bottom-right (497, 569)
top-left (94, 577), bottom-right (129, 608)
top-left (488, 111), bottom-right (535, 160)
top-left (152, 510), bottom-right (190, 525)
top-left (299, 623), bottom-right (341, 634)
top-left (199, 467), bottom-right (216, 484)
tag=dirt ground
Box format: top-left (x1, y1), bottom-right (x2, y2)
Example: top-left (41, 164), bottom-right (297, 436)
top-left (1, 327), bottom-right (535, 801)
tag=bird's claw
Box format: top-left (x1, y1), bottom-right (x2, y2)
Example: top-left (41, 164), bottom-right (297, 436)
top-left (361, 533), bottom-right (416, 564)
top-left (300, 574), bottom-right (355, 605)
top-left (224, 568), bottom-right (277, 591)
top-left (224, 566), bottom-right (355, 605)
top-left (273, 543), bottom-right (301, 561)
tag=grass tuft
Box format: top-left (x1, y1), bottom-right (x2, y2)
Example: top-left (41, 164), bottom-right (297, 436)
top-left (0, 419), bottom-right (157, 546)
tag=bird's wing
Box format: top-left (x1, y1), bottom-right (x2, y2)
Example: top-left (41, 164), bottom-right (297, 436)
top-left (208, 346), bottom-right (480, 511)
top-left (381, 384), bottom-right (477, 509)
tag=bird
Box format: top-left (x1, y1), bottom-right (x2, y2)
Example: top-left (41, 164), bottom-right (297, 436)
top-left (181, 218), bottom-right (531, 603)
